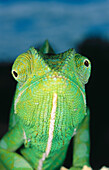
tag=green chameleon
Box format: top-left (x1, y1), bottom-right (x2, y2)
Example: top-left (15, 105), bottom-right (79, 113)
top-left (0, 40), bottom-right (91, 170)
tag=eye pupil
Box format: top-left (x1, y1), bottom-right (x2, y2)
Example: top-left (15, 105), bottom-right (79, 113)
top-left (13, 71), bottom-right (18, 77)
top-left (84, 60), bottom-right (89, 67)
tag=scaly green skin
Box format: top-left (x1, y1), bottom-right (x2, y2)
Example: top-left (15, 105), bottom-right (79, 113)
top-left (0, 40), bottom-right (91, 169)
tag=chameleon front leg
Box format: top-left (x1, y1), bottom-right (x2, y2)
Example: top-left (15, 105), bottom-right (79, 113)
top-left (20, 147), bottom-right (41, 169)
top-left (0, 148), bottom-right (33, 169)
top-left (0, 122), bottom-right (23, 151)
top-left (70, 108), bottom-right (91, 170)
top-left (0, 122), bottom-right (25, 169)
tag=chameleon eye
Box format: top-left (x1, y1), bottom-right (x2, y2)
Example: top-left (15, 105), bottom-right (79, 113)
top-left (13, 71), bottom-right (18, 78)
top-left (84, 59), bottom-right (89, 67)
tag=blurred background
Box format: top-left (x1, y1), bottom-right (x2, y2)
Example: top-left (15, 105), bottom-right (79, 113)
top-left (0, 0), bottom-right (109, 169)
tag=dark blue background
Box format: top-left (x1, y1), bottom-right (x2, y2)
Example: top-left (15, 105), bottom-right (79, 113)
top-left (0, 0), bottom-right (109, 62)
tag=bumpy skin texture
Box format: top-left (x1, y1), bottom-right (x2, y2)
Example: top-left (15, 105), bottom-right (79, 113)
top-left (0, 40), bottom-right (91, 170)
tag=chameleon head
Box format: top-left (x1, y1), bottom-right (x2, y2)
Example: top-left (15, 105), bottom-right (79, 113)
top-left (11, 47), bottom-right (91, 135)
top-left (11, 47), bottom-right (91, 85)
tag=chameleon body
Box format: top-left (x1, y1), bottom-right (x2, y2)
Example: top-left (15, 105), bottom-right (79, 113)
top-left (0, 40), bottom-right (91, 169)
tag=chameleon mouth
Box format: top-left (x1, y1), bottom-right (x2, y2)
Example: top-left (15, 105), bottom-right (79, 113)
top-left (50, 74), bottom-right (68, 81)
top-left (14, 73), bottom-right (86, 114)
top-left (46, 73), bottom-right (86, 108)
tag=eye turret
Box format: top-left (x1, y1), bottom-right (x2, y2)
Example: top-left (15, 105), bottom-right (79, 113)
top-left (11, 51), bottom-right (32, 83)
top-left (75, 54), bottom-right (91, 84)
top-left (12, 47), bottom-right (51, 84)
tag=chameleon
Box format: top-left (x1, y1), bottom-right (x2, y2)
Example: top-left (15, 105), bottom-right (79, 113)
top-left (0, 40), bottom-right (91, 170)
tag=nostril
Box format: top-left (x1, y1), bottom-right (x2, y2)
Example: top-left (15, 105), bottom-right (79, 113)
top-left (13, 71), bottom-right (18, 78)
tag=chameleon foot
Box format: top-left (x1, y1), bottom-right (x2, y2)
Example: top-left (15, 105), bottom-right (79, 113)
top-left (100, 167), bottom-right (109, 170)
top-left (82, 165), bottom-right (92, 170)
top-left (60, 166), bottom-right (68, 170)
